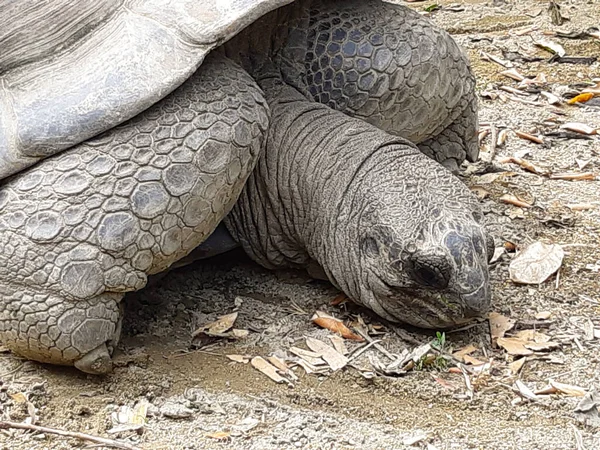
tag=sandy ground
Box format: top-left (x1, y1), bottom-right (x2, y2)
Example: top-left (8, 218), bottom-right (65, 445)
top-left (1, 0), bottom-right (599, 449)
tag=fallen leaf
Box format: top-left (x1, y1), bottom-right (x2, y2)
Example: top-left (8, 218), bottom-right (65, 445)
top-left (549, 172), bottom-right (596, 181)
top-left (463, 354), bottom-right (486, 366)
top-left (305, 337), bottom-right (349, 371)
top-left (525, 341), bottom-right (560, 352)
top-left (515, 330), bottom-right (551, 343)
top-left (500, 68), bottom-right (525, 81)
top-left (540, 90), bottom-right (562, 104)
top-left (509, 241), bottom-right (564, 284)
top-left (453, 344), bottom-right (478, 361)
top-left (205, 431), bottom-right (231, 441)
top-left (574, 390), bottom-right (600, 428)
top-left (500, 194), bottom-right (532, 208)
top-left (514, 130), bottom-right (545, 144)
top-left (567, 93), bottom-right (594, 104)
top-left (566, 203), bottom-right (596, 211)
top-left (489, 312), bottom-right (516, 342)
top-left (108, 400), bottom-right (149, 434)
top-left (251, 357), bottom-right (291, 385)
top-left (434, 376), bottom-right (460, 391)
top-left (311, 311), bottom-right (364, 341)
top-left (514, 379), bottom-right (539, 400)
top-left (226, 354), bottom-right (250, 364)
top-left (551, 380), bottom-right (587, 397)
top-left (193, 312), bottom-right (238, 337)
top-left (289, 347), bottom-right (327, 366)
top-left (535, 39), bottom-right (566, 57)
top-left (560, 123), bottom-right (597, 135)
top-left (328, 335), bottom-right (348, 355)
top-left (331, 294), bottom-right (349, 306)
top-left (535, 311), bottom-right (552, 320)
top-left (0, 346), bottom-right (9, 353)
top-left (10, 393), bottom-right (28, 404)
top-left (509, 357), bottom-right (527, 374)
top-left (497, 337), bottom-right (534, 356)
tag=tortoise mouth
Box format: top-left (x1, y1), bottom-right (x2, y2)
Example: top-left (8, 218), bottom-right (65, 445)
top-left (375, 286), bottom-right (489, 329)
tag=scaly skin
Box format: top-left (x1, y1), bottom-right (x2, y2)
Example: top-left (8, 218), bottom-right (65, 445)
top-left (226, 77), bottom-right (491, 328)
top-left (280, 0), bottom-right (478, 170)
top-left (0, 55), bottom-right (269, 372)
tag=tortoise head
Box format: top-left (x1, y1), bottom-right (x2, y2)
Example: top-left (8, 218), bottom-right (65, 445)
top-left (330, 144), bottom-right (492, 329)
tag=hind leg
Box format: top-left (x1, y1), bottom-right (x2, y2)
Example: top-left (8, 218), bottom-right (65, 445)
top-left (286, 0), bottom-right (477, 167)
top-left (0, 55), bottom-right (268, 373)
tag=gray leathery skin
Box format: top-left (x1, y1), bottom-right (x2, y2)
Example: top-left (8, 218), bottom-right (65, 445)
top-left (226, 77), bottom-right (490, 328)
top-left (285, 0), bottom-right (478, 169)
top-left (0, 0), bottom-right (289, 180)
top-left (0, 55), bottom-right (269, 372)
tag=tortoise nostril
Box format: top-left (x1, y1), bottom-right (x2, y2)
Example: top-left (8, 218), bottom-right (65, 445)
top-left (408, 253), bottom-right (451, 289)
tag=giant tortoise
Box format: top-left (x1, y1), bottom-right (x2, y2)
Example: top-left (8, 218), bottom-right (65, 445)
top-left (0, 0), bottom-right (492, 374)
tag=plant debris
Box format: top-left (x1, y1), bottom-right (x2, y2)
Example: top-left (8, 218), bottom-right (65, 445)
top-left (509, 241), bottom-right (565, 284)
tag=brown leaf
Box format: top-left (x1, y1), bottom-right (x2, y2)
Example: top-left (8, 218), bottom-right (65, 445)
top-left (251, 357), bottom-right (291, 385)
top-left (514, 131), bottom-right (544, 144)
top-left (205, 431), bottom-right (231, 440)
top-left (508, 357), bottom-right (528, 374)
top-left (311, 311), bottom-right (364, 341)
top-left (330, 294), bottom-right (349, 306)
top-left (489, 312), bottom-right (516, 342)
top-left (226, 354), bottom-right (250, 364)
top-left (560, 122), bottom-right (597, 135)
top-left (463, 355), bottom-right (486, 366)
top-left (497, 337), bottom-right (534, 356)
top-left (453, 344), bottom-right (478, 361)
top-left (525, 341), bottom-right (560, 352)
top-left (500, 194), bottom-right (532, 208)
top-left (549, 172), bottom-right (596, 181)
top-left (509, 241), bottom-right (564, 284)
top-left (10, 393), bottom-right (28, 404)
top-left (193, 312), bottom-right (238, 337)
top-left (305, 337), bottom-right (348, 371)
top-left (567, 93), bottom-right (594, 104)
top-left (550, 380), bottom-right (587, 397)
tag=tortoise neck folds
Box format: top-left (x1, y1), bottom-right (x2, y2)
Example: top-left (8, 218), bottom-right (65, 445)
top-left (225, 81), bottom-right (492, 327)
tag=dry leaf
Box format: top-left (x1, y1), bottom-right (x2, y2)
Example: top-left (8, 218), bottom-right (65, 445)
top-left (331, 294), bottom-right (349, 306)
top-left (525, 341), bottom-right (560, 352)
top-left (566, 203), bottom-right (596, 211)
top-left (514, 131), bottom-right (544, 144)
top-left (567, 93), bottom-right (594, 104)
top-left (226, 354), bottom-right (250, 364)
top-left (10, 393), bottom-right (28, 404)
top-left (515, 330), bottom-right (551, 343)
top-left (328, 335), bottom-right (348, 355)
top-left (463, 354), bottom-right (486, 366)
top-left (540, 91), bottom-right (561, 105)
top-left (500, 194), bottom-right (532, 208)
top-left (305, 337), bottom-right (348, 371)
top-left (311, 311), bottom-right (364, 341)
top-left (0, 346), bottom-right (9, 353)
top-left (453, 344), bottom-right (478, 361)
top-left (549, 172), bottom-right (596, 181)
top-left (497, 337), bottom-right (534, 356)
top-left (489, 312), bottom-right (516, 342)
top-left (560, 123), bottom-right (597, 135)
top-left (500, 68), bottom-right (525, 81)
top-left (534, 39), bottom-right (566, 57)
top-left (205, 431), bottom-right (231, 440)
top-left (508, 357), bottom-right (528, 374)
top-left (550, 380), bottom-right (586, 397)
top-left (535, 311), bottom-right (552, 320)
top-left (193, 312), bottom-right (237, 337)
top-left (509, 241), bottom-right (564, 284)
top-left (251, 356), bottom-right (291, 385)
top-left (289, 347), bottom-right (327, 366)
top-left (514, 379), bottom-right (539, 400)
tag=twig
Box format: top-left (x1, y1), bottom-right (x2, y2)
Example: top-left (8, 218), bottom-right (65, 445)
top-left (354, 329), bottom-right (396, 360)
top-left (347, 339), bottom-right (383, 362)
top-left (0, 421), bottom-right (142, 450)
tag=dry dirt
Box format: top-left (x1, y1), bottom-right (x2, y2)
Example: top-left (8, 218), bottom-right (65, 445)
top-left (1, 0), bottom-right (599, 449)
